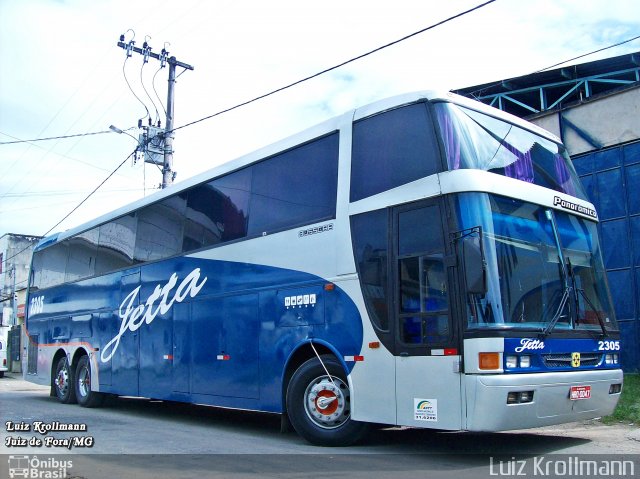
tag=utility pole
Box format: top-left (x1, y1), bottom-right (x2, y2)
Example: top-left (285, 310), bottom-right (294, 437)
top-left (116, 36), bottom-right (194, 188)
top-left (163, 58), bottom-right (178, 189)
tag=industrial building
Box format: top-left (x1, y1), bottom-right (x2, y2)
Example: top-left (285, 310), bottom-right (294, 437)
top-left (455, 50), bottom-right (640, 371)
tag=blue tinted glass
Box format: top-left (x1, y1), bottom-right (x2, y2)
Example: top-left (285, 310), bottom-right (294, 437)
top-left (32, 243), bottom-right (68, 289)
top-left (183, 169), bottom-right (251, 252)
top-left (65, 231), bottom-right (98, 282)
top-left (435, 103), bottom-right (587, 200)
top-left (596, 168), bottom-right (626, 219)
top-left (96, 214), bottom-right (138, 274)
top-left (626, 164), bottom-right (640, 215)
top-left (398, 205), bottom-right (442, 256)
top-left (351, 103), bottom-right (440, 202)
top-left (618, 319), bottom-right (638, 369)
top-left (600, 219), bottom-right (630, 269)
top-left (631, 216), bottom-right (640, 266)
top-left (248, 133), bottom-right (338, 235)
top-left (607, 269), bottom-right (633, 319)
top-left (351, 208), bottom-right (389, 330)
top-left (624, 141), bottom-right (640, 165)
top-left (594, 148), bottom-right (621, 170)
top-left (573, 153), bottom-right (593, 175)
top-left (579, 174), bottom-right (596, 207)
top-left (135, 196), bottom-right (186, 262)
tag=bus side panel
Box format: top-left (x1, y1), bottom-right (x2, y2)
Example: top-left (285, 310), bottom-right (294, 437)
top-left (257, 280), bottom-right (364, 413)
top-left (257, 288), bottom-right (322, 411)
top-left (172, 303), bottom-right (190, 393)
top-left (139, 309), bottom-right (173, 398)
top-left (95, 312), bottom-right (112, 386)
top-left (190, 293), bottom-right (260, 399)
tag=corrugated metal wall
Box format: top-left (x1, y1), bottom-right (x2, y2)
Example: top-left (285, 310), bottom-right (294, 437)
top-left (573, 141), bottom-right (640, 371)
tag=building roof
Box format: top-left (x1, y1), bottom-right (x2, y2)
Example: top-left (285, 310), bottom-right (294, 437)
top-left (453, 50), bottom-right (640, 118)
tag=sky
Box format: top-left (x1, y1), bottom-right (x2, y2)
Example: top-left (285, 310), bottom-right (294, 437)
top-left (1, 0), bottom-right (639, 238)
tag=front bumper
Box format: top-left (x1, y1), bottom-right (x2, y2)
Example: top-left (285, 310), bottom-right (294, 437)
top-left (464, 369), bottom-right (623, 431)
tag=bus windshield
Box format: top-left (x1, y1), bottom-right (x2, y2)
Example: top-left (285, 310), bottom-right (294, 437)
top-left (456, 193), bottom-right (618, 333)
top-left (435, 102), bottom-right (588, 201)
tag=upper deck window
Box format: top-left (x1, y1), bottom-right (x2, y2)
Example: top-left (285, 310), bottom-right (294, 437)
top-left (351, 103), bottom-right (441, 202)
top-left (434, 102), bottom-right (588, 201)
top-left (30, 132), bottom-right (339, 290)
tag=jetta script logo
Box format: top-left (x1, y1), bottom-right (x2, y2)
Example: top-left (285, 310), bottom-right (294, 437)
top-left (514, 338), bottom-right (545, 353)
top-left (101, 268), bottom-right (207, 363)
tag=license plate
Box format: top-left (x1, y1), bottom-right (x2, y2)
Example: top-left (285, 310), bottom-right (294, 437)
top-left (570, 385), bottom-right (591, 400)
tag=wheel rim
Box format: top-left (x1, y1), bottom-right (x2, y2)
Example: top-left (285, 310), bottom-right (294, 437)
top-left (78, 364), bottom-right (90, 398)
top-left (56, 363), bottom-right (70, 396)
top-left (303, 375), bottom-right (350, 429)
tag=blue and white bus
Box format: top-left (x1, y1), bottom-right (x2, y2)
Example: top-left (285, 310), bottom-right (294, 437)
top-left (24, 91), bottom-right (622, 446)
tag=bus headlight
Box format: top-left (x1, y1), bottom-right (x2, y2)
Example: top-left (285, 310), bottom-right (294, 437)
top-left (505, 355), bottom-right (531, 368)
top-left (605, 354), bottom-right (619, 365)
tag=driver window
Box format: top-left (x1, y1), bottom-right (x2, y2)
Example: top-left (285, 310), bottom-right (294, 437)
top-left (397, 204), bottom-right (450, 345)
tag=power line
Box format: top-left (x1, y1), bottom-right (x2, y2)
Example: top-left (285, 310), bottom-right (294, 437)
top-left (0, 130), bottom-right (136, 176)
top-left (123, 54), bottom-right (151, 127)
top-left (2, 186), bottom-right (157, 200)
top-left (171, 0), bottom-right (498, 133)
top-left (463, 33), bottom-right (640, 98)
top-left (152, 64), bottom-right (168, 119)
top-left (534, 33), bottom-right (640, 74)
top-left (0, 129), bottom-right (119, 146)
top-left (39, 148), bottom-right (139, 239)
top-left (1, 148), bottom-right (139, 267)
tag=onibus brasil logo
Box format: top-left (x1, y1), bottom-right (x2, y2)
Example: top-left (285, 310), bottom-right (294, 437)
top-left (8, 456), bottom-right (73, 479)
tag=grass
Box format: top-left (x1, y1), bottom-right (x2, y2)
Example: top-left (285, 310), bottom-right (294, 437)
top-left (602, 373), bottom-right (640, 426)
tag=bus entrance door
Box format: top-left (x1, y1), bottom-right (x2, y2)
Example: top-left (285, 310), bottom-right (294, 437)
top-left (393, 201), bottom-right (462, 430)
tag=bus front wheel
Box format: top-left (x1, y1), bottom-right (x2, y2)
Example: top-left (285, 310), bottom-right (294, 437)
top-left (286, 355), bottom-right (368, 446)
top-left (54, 356), bottom-right (76, 404)
top-left (75, 355), bottom-right (104, 408)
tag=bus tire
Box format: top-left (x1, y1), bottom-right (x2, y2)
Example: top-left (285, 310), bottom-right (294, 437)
top-left (54, 356), bottom-right (76, 404)
top-left (75, 355), bottom-right (104, 408)
top-left (286, 355), bottom-right (369, 446)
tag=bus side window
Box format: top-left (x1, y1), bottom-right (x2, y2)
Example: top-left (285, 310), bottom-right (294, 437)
top-left (351, 208), bottom-right (390, 331)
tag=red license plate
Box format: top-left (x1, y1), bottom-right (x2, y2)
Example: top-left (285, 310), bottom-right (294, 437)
top-left (570, 385), bottom-right (591, 400)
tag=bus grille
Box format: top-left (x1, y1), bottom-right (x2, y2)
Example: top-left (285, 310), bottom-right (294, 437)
top-left (542, 353), bottom-right (601, 368)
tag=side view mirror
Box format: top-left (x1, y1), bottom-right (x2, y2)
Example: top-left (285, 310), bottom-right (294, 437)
top-left (461, 229), bottom-right (487, 295)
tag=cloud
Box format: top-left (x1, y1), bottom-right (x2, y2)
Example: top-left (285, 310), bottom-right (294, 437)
top-left (1, 0), bottom-right (639, 235)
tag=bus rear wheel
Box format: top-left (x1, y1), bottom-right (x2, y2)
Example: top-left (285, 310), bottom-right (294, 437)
top-left (286, 355), bottom-right (368, 446)
top-left (54, 356), bottom-right (76, 404)
top-left (75, 355), bottom-right (104, 408)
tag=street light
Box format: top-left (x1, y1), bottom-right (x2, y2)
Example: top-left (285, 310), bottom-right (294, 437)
top-left (109, 125), bottom-right (139, 143)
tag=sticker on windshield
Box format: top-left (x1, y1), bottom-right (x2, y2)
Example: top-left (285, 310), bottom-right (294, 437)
top-left (414, 398), bottom-right (437, 422)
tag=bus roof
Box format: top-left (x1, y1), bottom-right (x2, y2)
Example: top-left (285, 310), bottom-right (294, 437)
top-left (36, 90), bottom-right (562, 251)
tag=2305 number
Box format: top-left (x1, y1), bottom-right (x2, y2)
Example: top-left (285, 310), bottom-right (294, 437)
top-left (598, 340), bottom-right (620, 351)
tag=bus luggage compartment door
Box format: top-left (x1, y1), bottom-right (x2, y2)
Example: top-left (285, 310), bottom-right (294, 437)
top-left (111, 271), bottom-right (140, 396)
top-left (190, 293), bottom-right (260, 399)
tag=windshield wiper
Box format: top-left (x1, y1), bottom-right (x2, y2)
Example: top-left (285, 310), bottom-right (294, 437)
top-left (542, 289), bottom-right (570, 337)
top-left (565, 254), bottom-right (609, 337)
top-left (541, 209), bottom-right (573, 337)
top-left (575, 287), bottom-right (608, 337)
